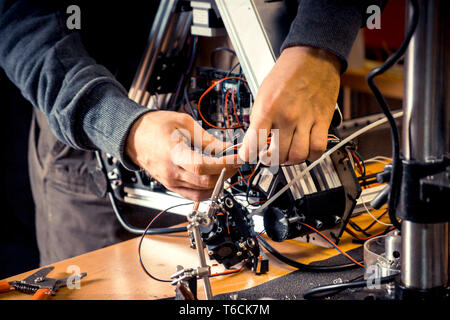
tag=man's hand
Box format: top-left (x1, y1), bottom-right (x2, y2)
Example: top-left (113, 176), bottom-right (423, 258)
top-left (238, 46), bottom-right (341, 165)
top-left (126, 111), bottom-right (238, 201)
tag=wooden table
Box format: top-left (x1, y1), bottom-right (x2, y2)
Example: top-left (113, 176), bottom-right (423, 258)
top-left (1, 214), bottom-right (389, 300)
top-left (1, 164), bottom-right (388, 300)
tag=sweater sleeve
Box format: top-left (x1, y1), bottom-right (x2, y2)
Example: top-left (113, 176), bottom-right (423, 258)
top-left (0, 0), bottom-right (150, 170)
top-left (281, 0), bottom-right (387, 72)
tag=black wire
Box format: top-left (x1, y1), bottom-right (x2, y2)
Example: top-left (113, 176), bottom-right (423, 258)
top-left (303, 274), bottom-right (398, 300)
top-left (184, 84), bottom-right (197, 119)
top-left (366, 0), bottom-right (419, 231)
top-left (94, 151), bottom-right (188, 236)
top-left (107, 192), bottom-right (188, 235)
top-left (352, 149), bottom-right (366, 177)
top-left (138, 202), bottom-right (193, 283)
top-left (257, 237), bottom-right (361, 272)
top-left (348, 221), bottom-right (372, 237)
top-left (245, 167), bottom-right (259, 205)
top-left (303, 274), bottom-right (365, 299)
top-left (357, 173), bottom-right (378, 181)
top-left (210, 47), bottom-right (237, 69)
top-left (363, 209), bottom-right (388, 232)
top-left (226, 62), bottom-right (241, 77)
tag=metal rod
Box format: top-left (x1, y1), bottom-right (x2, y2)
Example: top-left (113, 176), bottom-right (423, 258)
top-left (129, 0), bottom-right (178, 103)
top-left (401, 0), bottom-right (450, 291)
top-left (191, 224), bottom-right (213, 300)
top-left (401, 221), bottom-right (448, 289)
top-left (403, 0), bottom-right (450, 162)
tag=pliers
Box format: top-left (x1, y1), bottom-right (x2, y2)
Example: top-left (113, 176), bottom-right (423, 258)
top-left (0, 266), bottom-right (87, 300)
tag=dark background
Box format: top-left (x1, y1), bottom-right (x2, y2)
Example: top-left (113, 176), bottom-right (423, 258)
top-left (0, 0), bottom-right (406, 279)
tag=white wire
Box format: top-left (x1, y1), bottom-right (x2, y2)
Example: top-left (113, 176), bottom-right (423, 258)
top-left (346, 147), bottom-right (356, 172)
top-left (216, 143), bottom-right (242, 157)
top-left (364, 156), bottom-right (392, 165)
top-left (360, 193), bottom-right (393, 226)
top-left (371, 156), bottom-right (392, 161)
top-left (250, 111), bottom-right (404, 216)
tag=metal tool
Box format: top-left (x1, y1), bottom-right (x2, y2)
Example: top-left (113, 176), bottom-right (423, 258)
top-left (171, 169), bottom-right (227, 300)
top-left (0, 266), bottom-right (87, 300)
top-left (206, 168), bottom-right (227, 219)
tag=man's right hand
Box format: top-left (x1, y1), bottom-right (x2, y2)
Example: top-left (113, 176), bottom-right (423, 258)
top-left (126, 111), bottom-right (239, 201)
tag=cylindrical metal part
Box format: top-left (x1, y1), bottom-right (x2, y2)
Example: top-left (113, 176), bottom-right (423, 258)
top-left (191, 224), bottom-right (213, 300)
top-left (385, 231), bottom-right (401, 263)
top-left (400, 0), bottom-right (450, 292)
top-left (403, 0), bottom-right (450, 162)
top-left (401, 221), bottom-right (448, 289)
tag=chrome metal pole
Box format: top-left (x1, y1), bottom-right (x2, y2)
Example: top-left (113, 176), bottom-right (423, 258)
top-left (401, 0), bottom-right (450, 292)
top-left (402, 221), bottom-right (448, 289)
top-left (403, 0), bottom-right (450, 162)
top-left (191, 223), bottom-right (213, 300)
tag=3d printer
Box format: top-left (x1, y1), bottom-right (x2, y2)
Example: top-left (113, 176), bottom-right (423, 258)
top-left (96, 0), bottom-right (449, 301)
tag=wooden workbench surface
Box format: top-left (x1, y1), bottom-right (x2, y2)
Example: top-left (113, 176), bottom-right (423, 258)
top-left (1, 214), bottom-right (388, 300)
top-left (2, 163), bottom-right (388, 300)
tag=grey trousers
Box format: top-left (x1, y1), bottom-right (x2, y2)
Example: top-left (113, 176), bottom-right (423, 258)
top-left (28, 110), bottom-right (131, 266)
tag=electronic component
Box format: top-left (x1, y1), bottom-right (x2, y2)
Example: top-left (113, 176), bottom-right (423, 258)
top-left (100, 0), bottom-right (362, 290)
top-left (190, 0), bottom-right (226, 37)
top-left (251, 148), bottom-right (361, 246)
top-left (195, 193), bottom-right (268, 273)
top-left (193, 66), bottom-right (252, 134)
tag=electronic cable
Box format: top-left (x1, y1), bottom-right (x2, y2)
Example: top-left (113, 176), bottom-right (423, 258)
top-left (184, 85), bottom-right (197, 119)
top-left (302, 274), bottom-right (365, 299)
top-left (94, 151), bottom-right (188, 235)
top-left (362, 209), bottom-right (389, 232)
top-left (226, 62), bottom-right (241, 77)
top-left (257, 237), bottom-right (362, 272)
top-left (138, 202), bottom-right (193, 283)
top-left (197, 76), bottom-right (247, 130)
top-left (348, 220), bottom-right (372, 237)
top-left (303, 274), bottom-right (398, 299)
top-left (256, 220), bottom-right (366, 272)
top-left (108, 192), bottom-right (188, 235)
top-left (298, 222), bottom-right (364, 268)
top-left (251, 111), bottom-right (404, 217)
top-left (346, 225), bottom-right (394, 242)
top-left (210, 47), bottom-right (237, 69)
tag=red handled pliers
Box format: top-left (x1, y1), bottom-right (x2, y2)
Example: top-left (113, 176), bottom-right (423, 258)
top-left (0, 266), bottom-right (87, 300)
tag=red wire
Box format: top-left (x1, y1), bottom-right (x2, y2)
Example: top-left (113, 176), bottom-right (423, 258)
top-left (245, 200), bottom-right (267, 208)
top-left (299, 222), bottom-right (365, 268)
top-left (237, 169), bottom-right (249, 186)
top-left (226, 213), bottom-right (230, 234)
top-left (349, 150), bottom-right (364, 175)
top-left (193, 201), bottom-right (200, 211)
top-left (226, 165), bottom-right (258, 190)
top-left (210, 264), bottom-right (245, 277)
top-left (345, 226), bottom-right (395, 242)
top-left (224, 90), bottom-right (231, 128)
top-left (197, 76), bottom-right (247, 130)
top-left (231, 90), bottom-right (246, 135)
top-left (256, 231), bottom-right (265, 239)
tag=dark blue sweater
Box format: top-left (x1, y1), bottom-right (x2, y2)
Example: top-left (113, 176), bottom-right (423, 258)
top-left (0, 0), bottom-right (384, 170)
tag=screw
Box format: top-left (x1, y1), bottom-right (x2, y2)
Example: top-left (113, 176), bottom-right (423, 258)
top-left (224, 198), bottom-right (234, 208)
top-left (34, 277), bottom-right (44, 283)
top-left (333, 215), bottom-right (342, 224)
top-left (314, 220), bottom-right (323, 229)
